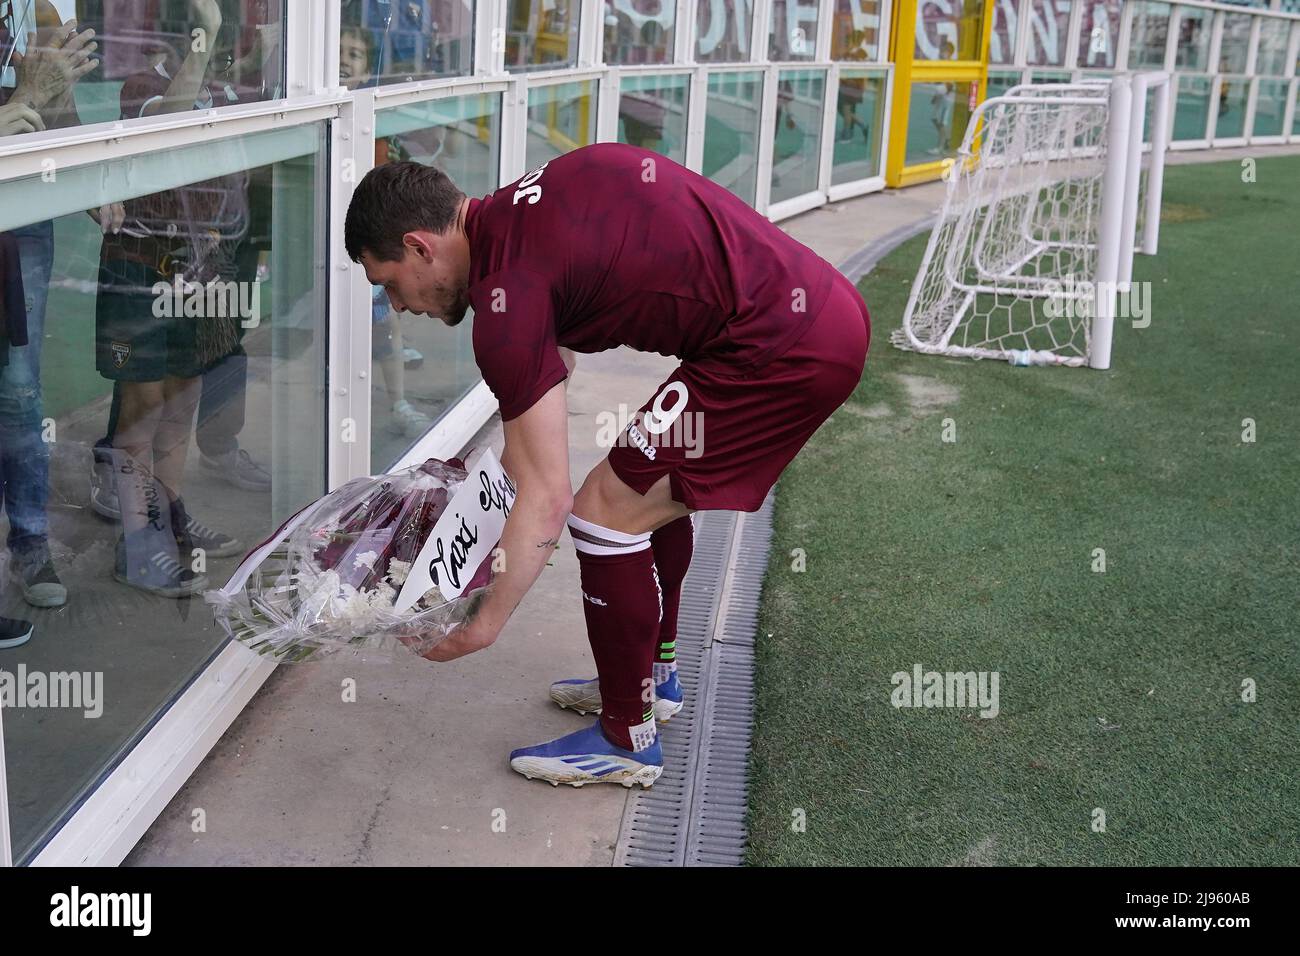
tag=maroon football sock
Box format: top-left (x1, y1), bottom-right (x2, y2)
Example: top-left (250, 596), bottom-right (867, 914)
top-left (650, 515), bottom-right (694, 678)
top-left (567, 514), bottom-right (662, 752)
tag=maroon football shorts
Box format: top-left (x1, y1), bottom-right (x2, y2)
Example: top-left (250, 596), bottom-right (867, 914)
top-left (608, 272), bottom-right (870, 512)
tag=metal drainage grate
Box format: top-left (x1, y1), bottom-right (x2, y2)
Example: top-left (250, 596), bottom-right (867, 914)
top-left (613, 489), bottom-right (775, 867)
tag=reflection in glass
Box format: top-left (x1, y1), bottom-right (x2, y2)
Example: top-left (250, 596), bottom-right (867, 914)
top-left (1215, 79), bottom-right (1248, 139)
top-left (0, 124), bottom-right (326, 863)
top-left (1, 0), bottom-right (286, 132)
top-left (986, 69), bottom-right (1021, 100)
top-left (831, 0), bottom-right (883, 62)
top-left (1077, 0), bottom-right (1122, 70)
top-left (1252, 79), bottom-right (1288, 138)
top-left (1029, 70), bottom-right (1070, 85)
top-left (1255, 21), bottom-right (1291, 77)
top-left (769, 69), bottom-right (824, 204)
top-left (1025, 0), bottom-right (1072, 67)
top-left (1128, 2), bottom-right (1170, 71)
top-left (617, 74), bottom-right (688, 164)
top-left (769, 0), bottom-right (819, 61)
top-left (340, 0), bottom-right (474, 85)
top-left (603, 0), bottom-right (675, 65)
top-left (914, 0), bottom-right (982, 61)
top-left (370, 94), bottom-right (500, 468)
top-left (703, 70), bottom-right (762, 203)
top-left (905, 81), bottom-right (972, 166)
top-left (526, 81), bottom-right (597, 169)
top-left (696, 0), bottom-right (753, 62)
top-left (988, 0), bottom-right (1018, 65)
top-left (1173, 75), bottom-right (1211, 142)
top-left (1174, 6), bottom-right (1212, 72)
top-left (506, 0), bottom-right (580, 71)
top-left (1218, 14), bottom-right (1252, 75)
top-left (831, 71), bottom-right (884, 185)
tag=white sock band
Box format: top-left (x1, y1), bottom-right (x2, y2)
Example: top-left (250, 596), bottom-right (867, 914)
top-left (566, 514), bottom-right (652, 556)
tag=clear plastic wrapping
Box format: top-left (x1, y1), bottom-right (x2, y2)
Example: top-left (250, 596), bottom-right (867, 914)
top-left (206, 457), bottom-right (497, 663)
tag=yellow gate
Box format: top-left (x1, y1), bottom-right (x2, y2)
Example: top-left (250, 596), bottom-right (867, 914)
top-left (885, 0), bottom-right (997, 187)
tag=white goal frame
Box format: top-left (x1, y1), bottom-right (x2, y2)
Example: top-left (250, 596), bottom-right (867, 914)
top-left (894, 74), bottom-right (1171, 370)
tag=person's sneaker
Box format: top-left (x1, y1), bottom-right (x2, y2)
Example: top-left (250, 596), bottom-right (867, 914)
top-left (114, 529), bottom-right (209, 598)
top-left (170, 499), bottom-right (244, 559)
top-left (89, 454), bottom-right (121, 520)
top-left (401, 346), bottom-right (424, 369)
top-left (654, 669), bottom-right (684, 719)
top-left (10, 555), bottom-right (68, 608)
top-left (0, 617), bottom-right (34, 649)
top-left (509, 719), bottom-right (663, 789)
top-left (200, 448), bottom-right (271, 492)
top-left (550, 671), bottom-right (684, 723)
top-left (391, 399), bottom-right (433, 439)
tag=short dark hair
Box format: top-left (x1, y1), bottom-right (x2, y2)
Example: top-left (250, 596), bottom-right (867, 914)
top-left (344, 162), bottom-right (466, 262)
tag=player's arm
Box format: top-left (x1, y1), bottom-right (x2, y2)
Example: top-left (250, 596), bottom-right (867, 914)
top-left (420, 380), bottom-right (572, 661)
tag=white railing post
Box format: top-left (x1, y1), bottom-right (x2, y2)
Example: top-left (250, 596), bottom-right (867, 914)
top-left (755, 64), bottom-right (779, 214)
top-left (685, 65), bottom-right (710, 172)
top-left (328, 89), bottom-right (375, 488)
top-left (499, 75), bottom-right (529, 185)
top-left (1092, 75), bottom-right (1132, 371)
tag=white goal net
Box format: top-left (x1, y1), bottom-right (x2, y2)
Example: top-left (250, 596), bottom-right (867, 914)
top-left (892, 74), bottom-right (1169, 369)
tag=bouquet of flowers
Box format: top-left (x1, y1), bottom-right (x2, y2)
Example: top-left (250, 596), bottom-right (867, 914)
top-left (207, 453), bottom-right (514, 662)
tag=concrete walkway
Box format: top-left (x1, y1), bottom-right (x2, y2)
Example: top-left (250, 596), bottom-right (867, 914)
top-left (126, 143), bottom-right (1295, 865)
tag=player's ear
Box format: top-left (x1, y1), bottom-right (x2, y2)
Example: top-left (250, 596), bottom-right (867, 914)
top-left (403, 231), bottom-right (437, 262)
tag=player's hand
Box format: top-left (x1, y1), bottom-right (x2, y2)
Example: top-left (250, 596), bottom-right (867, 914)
top-left (405, 619), bottom-right (498, 662)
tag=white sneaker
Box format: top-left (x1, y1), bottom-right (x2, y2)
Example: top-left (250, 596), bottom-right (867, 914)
top-left (391, 399), bottom-right (433, 439)
top-left (510, 720), bottom-right (663, 789)
top-left (550, 675), bottom-right (684, 723)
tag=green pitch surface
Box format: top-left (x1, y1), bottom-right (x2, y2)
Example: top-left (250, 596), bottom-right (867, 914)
top-left (745, 155), bottom-right (1300, 866)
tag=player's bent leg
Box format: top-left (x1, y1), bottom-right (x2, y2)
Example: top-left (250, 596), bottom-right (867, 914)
top-left (514, 462), bottom-right (692, 786)
top-left (648, 514), bottom-right (692, 719)
top-left (512, 507), bottom-right (664, 787)
top-left (549, 465), bottom-right (692, 724)
top-left (572, 458), bottom-right (691, 536)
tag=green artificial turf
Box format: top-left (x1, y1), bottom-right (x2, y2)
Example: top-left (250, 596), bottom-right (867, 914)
top-left (745, 155), bottom-right (1300, 866)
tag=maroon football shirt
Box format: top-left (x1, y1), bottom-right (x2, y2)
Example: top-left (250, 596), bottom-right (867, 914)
top-left (464, 143), bottom-right (836, 421)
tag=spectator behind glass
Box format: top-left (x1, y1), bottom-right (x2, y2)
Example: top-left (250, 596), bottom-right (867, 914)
top-left (90, 0), bottom-right (249, 600)
top-left (0, 4), bottom-right (102, 644)
top-left (340, 22), bottom-right (435, 442)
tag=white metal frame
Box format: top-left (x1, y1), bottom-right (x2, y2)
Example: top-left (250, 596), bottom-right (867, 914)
top-left (896, 76), bottom-right (1168, 371)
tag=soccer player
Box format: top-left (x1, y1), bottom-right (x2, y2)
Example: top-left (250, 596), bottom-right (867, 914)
top-left (345, 143), bottom-right (870, 788)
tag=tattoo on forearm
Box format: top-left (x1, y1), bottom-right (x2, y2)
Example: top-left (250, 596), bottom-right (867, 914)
top-left (537, 538), bottom-right (558, 549)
